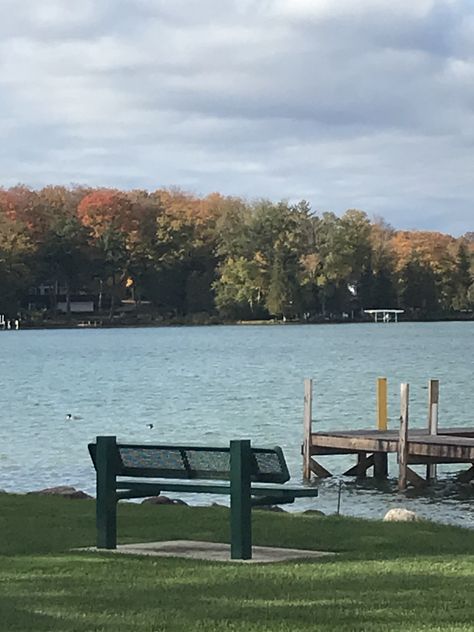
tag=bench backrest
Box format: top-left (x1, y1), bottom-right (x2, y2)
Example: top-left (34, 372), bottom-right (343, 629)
top-left (88, 440), bottom-right (290, 484)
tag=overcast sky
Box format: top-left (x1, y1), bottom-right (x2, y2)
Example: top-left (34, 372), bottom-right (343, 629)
top-left (1, 0), bottom-right (473, 235)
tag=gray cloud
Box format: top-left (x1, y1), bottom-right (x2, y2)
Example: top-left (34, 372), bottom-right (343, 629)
top-left (0, 0), bottom-right (473, 234)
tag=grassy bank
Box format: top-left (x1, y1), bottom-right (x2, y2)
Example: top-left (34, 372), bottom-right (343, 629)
top-left (1, 494), bottom-right (473, 631)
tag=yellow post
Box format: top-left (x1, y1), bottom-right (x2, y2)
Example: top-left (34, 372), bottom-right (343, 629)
top-left (376, 377), bottom-right (388, 431)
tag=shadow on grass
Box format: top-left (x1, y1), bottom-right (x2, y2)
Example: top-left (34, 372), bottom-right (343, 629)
top-left (1, 495), bottom-right (474, 630)
top-left (0, 600), bottom-right (85, 632)
top-left (1, 553), bottom-right (473, 631)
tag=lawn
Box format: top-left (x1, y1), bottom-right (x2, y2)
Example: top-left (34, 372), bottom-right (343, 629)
top-left (0, 494), bottom-right (473, 631)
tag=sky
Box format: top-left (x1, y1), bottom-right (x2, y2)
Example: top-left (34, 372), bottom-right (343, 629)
top-left (1, 0), bottom-right (473, 235)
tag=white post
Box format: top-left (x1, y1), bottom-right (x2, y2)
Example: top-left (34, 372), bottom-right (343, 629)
top-left (303, 378), bottom-right (313, 480)
top-left (399, 383), bottom-right (409, 491)
top-left (427, 379), bottom-right (439, 480)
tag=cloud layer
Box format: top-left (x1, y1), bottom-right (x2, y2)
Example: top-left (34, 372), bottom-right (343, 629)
top-left (1, 0), bottom-right (473, 234)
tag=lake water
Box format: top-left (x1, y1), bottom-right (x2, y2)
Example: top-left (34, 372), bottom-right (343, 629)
top-left (1, 322), bottom-right (473, 527)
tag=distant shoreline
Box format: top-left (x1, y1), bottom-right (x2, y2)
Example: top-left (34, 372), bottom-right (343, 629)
top-left (7, 313), bottom-right (474, 331)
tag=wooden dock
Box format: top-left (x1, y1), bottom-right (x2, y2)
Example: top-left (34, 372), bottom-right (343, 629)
top-left (302, 379), bottom-right (474, 489)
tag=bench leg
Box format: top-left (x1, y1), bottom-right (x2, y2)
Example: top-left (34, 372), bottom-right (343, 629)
top-left (96, 436), bottom-right (117, 549)
top-left (230, 440), bottom-right (252, 560)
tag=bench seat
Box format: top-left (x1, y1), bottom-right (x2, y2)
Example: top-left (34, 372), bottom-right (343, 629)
top-left (115, 480), bottom-right (318, 502)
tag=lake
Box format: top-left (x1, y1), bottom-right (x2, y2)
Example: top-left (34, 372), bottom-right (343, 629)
top-left (1, 322), bottom-right (473, 527)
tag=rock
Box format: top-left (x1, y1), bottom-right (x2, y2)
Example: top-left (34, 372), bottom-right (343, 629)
top-left (383, 508), bottom-right (418, 522)
top-left (302, 509), bottom-right (325, 517)
top-left (254, 505), bottom-right (286, 513)
top-left (28, 486), bottom-right (92, 499)
top-left (211, 502), bottom-right (228, 509)
top-left (141, 495), bottom-right (188, 506)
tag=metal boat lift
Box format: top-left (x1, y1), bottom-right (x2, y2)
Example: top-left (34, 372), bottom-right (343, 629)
top-left (364, 309), bottom-right (404, 323)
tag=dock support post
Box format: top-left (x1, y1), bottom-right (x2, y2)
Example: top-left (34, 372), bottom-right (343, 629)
top-left (374, 453), bottom-right (388, 478)
top-left (376, 377), bottom-right (388, 431)
top-left (303, 378), bottom-right (313, 480)
top-left (398, 384), bottom-right (409, 491)
top-left (374, 377), bottom-right (389, 478)
top-left (356, 452), bottom-right (368, 477)
top-left (426, 379), bottom-right (439, 481)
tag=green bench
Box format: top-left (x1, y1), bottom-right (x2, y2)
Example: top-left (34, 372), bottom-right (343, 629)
top-left (88, 436), bottom-right (319, 560)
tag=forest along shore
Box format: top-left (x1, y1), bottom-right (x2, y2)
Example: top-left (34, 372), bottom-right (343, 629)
top-left (1, 187), bottom-right (473, 326)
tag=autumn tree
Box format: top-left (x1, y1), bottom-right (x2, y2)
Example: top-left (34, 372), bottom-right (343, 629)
top-left (122, 190), bottom-right (162, 306)
top-left (313, 212), bottom-right (354, 315)
top-left (251, 200), bottom-right (309, 318)
top-left (0, 213), bottom-right (33, 315)
top-left (398, 252), bottom-right (438, 313)
top-left (266, 255), bottom-right (291, 318)
top-left (214, 256), bottom-right (264, 318)
top-left (370, 218), bottom-right (397, 308)
top-left (77, 189), bottom-right (134, 317)
top-left (147, 189), bottom-right (219, 315)
top-left (35, 217), bottom-right (92, 315)
top-left (452, 242), bottom-right (473, 310)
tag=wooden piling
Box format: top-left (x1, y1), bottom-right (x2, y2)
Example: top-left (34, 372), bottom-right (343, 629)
top-left (356, 452), bottom-right (368, 477)
top-left (303, 378), bottom-right (313, 480)
top-left (374, 452), bottom-right (388, 478)
top-left (426, 379), bottom-right (439, 481)
top-left (376, 377), bottom-right (388, 431)
top-left (374, 377), bottom-right (389, 477)
top-left (398, 383), bottom-right (409, 491)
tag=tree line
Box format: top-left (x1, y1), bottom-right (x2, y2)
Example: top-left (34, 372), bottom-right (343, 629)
top-left (0, 185), bottom-right (473, 323)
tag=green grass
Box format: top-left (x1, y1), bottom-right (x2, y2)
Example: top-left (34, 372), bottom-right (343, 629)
top-left (1, 494), bottom-right (473, 631)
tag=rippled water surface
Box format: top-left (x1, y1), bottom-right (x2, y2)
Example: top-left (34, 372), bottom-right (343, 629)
top-left (1, 322), bottom-right (473, 526)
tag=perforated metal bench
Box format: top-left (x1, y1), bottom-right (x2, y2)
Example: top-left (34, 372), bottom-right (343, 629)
top-left (88, 436), bottom-right (318, 559)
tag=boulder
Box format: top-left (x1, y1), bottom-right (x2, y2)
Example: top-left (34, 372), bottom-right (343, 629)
top-left (28, 486), bottom-right (92, 499)
top-left (383, 507), bottom-right (418, 522)
top-left (141, 495), bottom-right (188, 506)
top-left (254, 505), bottom-right (286, 513)
top-left (302, 509), bottom-right (325, 517)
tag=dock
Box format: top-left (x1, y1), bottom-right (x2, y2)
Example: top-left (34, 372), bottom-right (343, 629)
top-left (302, 378), bottom-right (474, 489)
